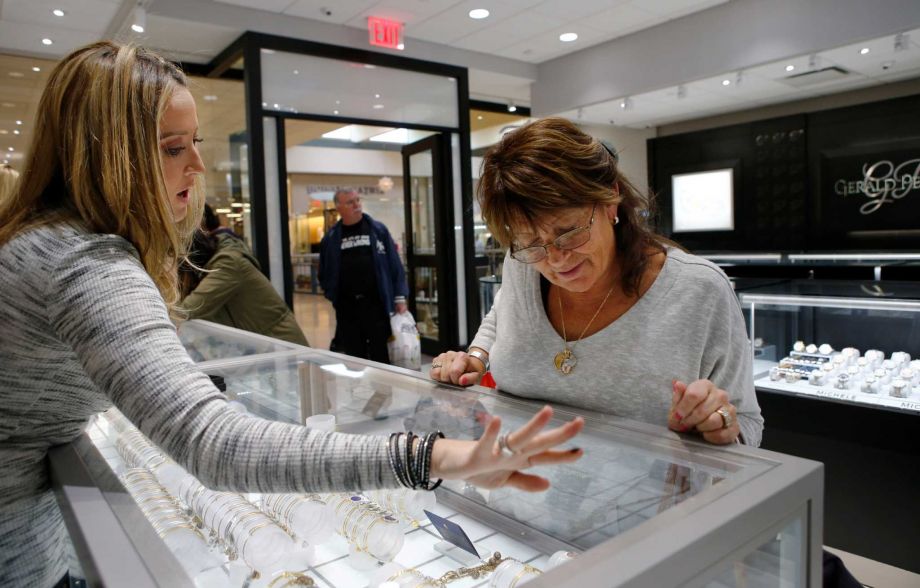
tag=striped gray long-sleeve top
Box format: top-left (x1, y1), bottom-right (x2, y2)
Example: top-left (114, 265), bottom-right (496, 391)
top-left (0, 221), bottom-right (398, 586)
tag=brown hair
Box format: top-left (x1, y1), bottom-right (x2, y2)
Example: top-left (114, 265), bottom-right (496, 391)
top-left (0, 41), bottom-right (204, 307)
top-left (0, 164), bottom-right (19, 204)
top-left (478, 116), bottom-right (665, 297)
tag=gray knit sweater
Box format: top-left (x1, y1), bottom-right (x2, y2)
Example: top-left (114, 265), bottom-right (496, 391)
top-left (0, 221), bottom-right (398, 586)
top-left (471, 248), bottom-right (764, 447)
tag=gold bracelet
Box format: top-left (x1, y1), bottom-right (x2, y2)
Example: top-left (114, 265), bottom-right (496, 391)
top-left (508, 564), bottom-right (541, 588)
top-left (360, 512), bottom-right (398, 553)
top-left (348, 508), bottom-right (376, 543)
top-left (266, 571), bottom-right (316, 587)
top-left (339, 501), bottom-right (364, 537)
top-left (239, 520), bottom-right (278, 557)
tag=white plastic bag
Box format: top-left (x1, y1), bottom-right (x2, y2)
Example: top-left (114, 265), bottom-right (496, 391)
top-left (388, 311), bottom-right (421, 370)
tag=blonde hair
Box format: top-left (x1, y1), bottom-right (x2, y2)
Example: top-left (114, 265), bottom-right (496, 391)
top-left (0, 41), bottom-right (204, 307)
top-left (478, 116), bottom-right (667, 297)
top-left (0, 164), bottom-right (19, 204)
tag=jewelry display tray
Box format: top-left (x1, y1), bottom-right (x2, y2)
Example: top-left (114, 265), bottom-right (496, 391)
top-left (737, 279), bottom-right (920, 415)
top-left (49, 320), bottom-right (824, 588)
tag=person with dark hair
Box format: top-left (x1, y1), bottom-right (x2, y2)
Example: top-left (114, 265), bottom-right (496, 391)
top-left (429, 117), bottom-right (763, 447)
top-left (0, 44), bottom-right (584, 586)
top-left (203, 202), bottom-right (259, 268)
top-left (319, 189), bottom-right (409, 363)
top-left (177, 227), bottom-right (308, 345)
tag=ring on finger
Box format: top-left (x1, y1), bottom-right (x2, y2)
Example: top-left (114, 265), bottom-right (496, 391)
top-left (431, 362), bottom-right (443, 369)
top-left (715, 406), bottom-right (734, 429)
top-left (497, 433), bottom-right (516, 458)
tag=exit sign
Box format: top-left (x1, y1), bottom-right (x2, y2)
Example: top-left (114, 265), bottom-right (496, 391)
top-left (368, 16), bottom-right (402, 49)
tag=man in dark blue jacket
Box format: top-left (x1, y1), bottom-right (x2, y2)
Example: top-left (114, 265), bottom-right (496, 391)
top-left (319, 189), bottom-right (409, 363)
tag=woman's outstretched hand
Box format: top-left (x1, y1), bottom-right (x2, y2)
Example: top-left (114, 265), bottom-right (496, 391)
top-left (430, 406), bottom-right (584, 492)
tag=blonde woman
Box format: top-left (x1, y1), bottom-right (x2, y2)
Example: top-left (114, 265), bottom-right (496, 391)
top-left (0, 164), bottom-right (19, 203)
top-left (0, 42), bottom-right (584, 586)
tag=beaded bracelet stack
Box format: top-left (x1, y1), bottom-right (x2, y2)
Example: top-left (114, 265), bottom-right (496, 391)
top-left (387, 431), bottom-right (444, 491)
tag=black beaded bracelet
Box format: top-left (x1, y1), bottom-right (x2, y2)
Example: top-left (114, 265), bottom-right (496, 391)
top-left (386, 431), bottom-right (444, 491)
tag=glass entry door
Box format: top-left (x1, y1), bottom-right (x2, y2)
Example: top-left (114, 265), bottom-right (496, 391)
top-left (403, 134), bottom-right (455, 355)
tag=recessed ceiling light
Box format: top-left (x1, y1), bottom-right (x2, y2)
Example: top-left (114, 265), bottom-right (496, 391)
top-left (469, 9), bottom-right (490, 19)
top-left (42, 38), bottom-right (53, 46)
top-left (273, 103), bottom-right (279, 108)
top-left (8, 72), bottom-right (24, 78)
top-left (372, 104), bottom-right (385, 109)
top-left (477, 115), bottom-right (483, 120)
top-left (333, 110), bottom-right (339, 115)
top-left (203, 95), bottom-right (218, 101)
top-left (397, 43), bottom-right (404, 50)
top-left (559, 32), bottom-right (578, 42)
top-left (13, 130), bottom-right (19, 135)
top-left (860, 47), bottom-right (870, 55)
top-left (363, 64), bottom-right (376, 69)
top-left (507, 104), bottom-right (517, 113)
top-left (0, 130), bottom-right (7, 135)
top-left (8, 147), bottom-right (14, 152)
top-left (335, 100), bottom-right (341, 105)
top-left (293, 69), bottom-right (299, 75)
top-left (15, 120), bottom-right (22, 125)
top-left (32, 67), bottom-right (41, 72)
top-left (52, 9), bottom-right (65, 17)
top-left (374, 93), bottom-right (380, 98)
top-left (785, 64), bottom-right (795, 72)
top-left (721, 79), bottom-right (731, 86)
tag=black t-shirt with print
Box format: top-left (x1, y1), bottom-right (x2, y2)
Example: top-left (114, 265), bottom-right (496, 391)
top-left (338, 218), bottom-right (379, 299)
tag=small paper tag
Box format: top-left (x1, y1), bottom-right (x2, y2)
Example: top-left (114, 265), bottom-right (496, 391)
top-left (424, 510), bottom-right (479, 557)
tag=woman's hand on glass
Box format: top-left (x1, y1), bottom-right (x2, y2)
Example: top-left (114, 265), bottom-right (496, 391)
top-left (429, 350), bottom-right (486, 386)
top-left (430, 406), bottom-right (584, 491)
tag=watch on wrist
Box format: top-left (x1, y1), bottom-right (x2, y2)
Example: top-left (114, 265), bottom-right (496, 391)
top-left (467, 348), bottom-right (490, 373)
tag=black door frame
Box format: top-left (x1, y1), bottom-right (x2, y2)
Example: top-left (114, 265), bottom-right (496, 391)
top-left (198, 31), bottom-right (481, 349)
top-left (402, 133), bottom-right (457, 355)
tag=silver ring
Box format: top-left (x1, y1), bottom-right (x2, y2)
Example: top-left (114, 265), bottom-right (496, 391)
top-left (431, 362), bottom-right (442, 369)
top-left (715, 406), bottom-right (734, 429)
top-left (497, 433), bottom-right (515, 458)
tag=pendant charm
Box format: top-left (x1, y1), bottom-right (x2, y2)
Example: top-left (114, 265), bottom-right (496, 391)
top-left (554, 348), bottom-right (577, 375)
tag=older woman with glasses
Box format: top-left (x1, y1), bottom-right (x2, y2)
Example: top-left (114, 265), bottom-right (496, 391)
top-left (430, 117), bottom-right (763, 447)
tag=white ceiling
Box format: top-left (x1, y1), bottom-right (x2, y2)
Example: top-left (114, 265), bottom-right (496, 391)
top-left (1, 0), bottom-right (919, 132)
top-left (556, 27), bottom-right (920, 128)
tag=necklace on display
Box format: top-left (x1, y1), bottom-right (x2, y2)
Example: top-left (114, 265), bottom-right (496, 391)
top-left (554, 282), bottom-right (617, 375)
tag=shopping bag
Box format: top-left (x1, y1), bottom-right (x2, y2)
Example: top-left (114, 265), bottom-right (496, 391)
top-left (388, 311), bottom-right (421, 370)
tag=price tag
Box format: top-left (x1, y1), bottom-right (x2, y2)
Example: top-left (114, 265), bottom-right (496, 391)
top-left (425, 510), bottom-right (478, 557)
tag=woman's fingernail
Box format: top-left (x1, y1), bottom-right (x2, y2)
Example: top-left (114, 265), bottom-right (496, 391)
top-left (569, 447), bottom-right (582, 453)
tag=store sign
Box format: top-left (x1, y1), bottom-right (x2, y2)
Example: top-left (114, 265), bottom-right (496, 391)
top-left (820, 144), bottom-right (920, 243)
top-left (368, 17), bottom-right (402, 49)
top-left (833, 157), bottom-right (920, 215)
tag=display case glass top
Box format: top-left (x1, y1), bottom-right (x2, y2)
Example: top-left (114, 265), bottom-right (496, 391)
top-left (177, 319), bottom-right (304, 364)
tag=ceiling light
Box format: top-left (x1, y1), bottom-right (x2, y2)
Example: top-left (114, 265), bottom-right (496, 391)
top-left (32, 67), bottom-right (41, 72)
top-left (859, 47), bottom-right (870, 55)
top-left (13, 130), bottom-right (19, 135)
top-left (397, 43), bottom-right (404, 50)
top-left (8, 72), bottom-right (24, 78)
top-left (559, 32), bottom-right (578, 42)
top-left (469, 9), bottom-right (490, 19)
top-left (333, 110), bottom-right (339, 115)
top-left (52, 9), bottom-right (65, 17)
top-left (15, 120), bottom-right (22, 125)
top-left (785, 64), bottom-right (795, 72)
top-left (619, 98), bottom-right (632, 110)
top-left (721, 79), bottom-right (731, 86)
top-left (335, 100), bottom-right (341, 105)
top-left (374, 93), bottom-right (380, 98)
top-left (372, 104), bottom-right (385, 109)
top-left (0, 130), bottom-right (7, 135)
top-left (7, 147), bottom-right (13, 152)
top-left (507, 101), bottom-right (517, 113)
top-left (273, 103), bottom-right (279, 108)
top-left (203, 95), bottom-right (218, 101)
top-left (131, 5), bottom-right (146, 33)
top-left (477, 115), bottom-right (483, 120)
top-left (293, 69), bottom-right (299, 75)
top-left (363, 64), bottom-right (376, 69)
top-left (42, 38), bottom-right (53, 46)
top-left (322, 125), bottom-right (360, 141)
top-left (369, 129), bottom-right (409, 144)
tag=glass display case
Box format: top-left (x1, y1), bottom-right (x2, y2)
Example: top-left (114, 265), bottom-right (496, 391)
top-left (737, 280), bottom-right (920, 414)
top-left (177, 319), bottom-right (305, 365)
top-left (51, 321), bottom-right (823, 587)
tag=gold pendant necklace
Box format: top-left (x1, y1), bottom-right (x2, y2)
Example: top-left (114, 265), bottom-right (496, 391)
top-left (554, 282), bottom-right (617, 375)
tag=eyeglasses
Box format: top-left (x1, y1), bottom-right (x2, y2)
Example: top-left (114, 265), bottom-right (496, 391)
top-left (510, 203), bottom-right (597, 264)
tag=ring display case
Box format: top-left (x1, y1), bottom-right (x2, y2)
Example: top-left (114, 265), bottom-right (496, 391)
top-left (50, 320), bottom-right (823, 587)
